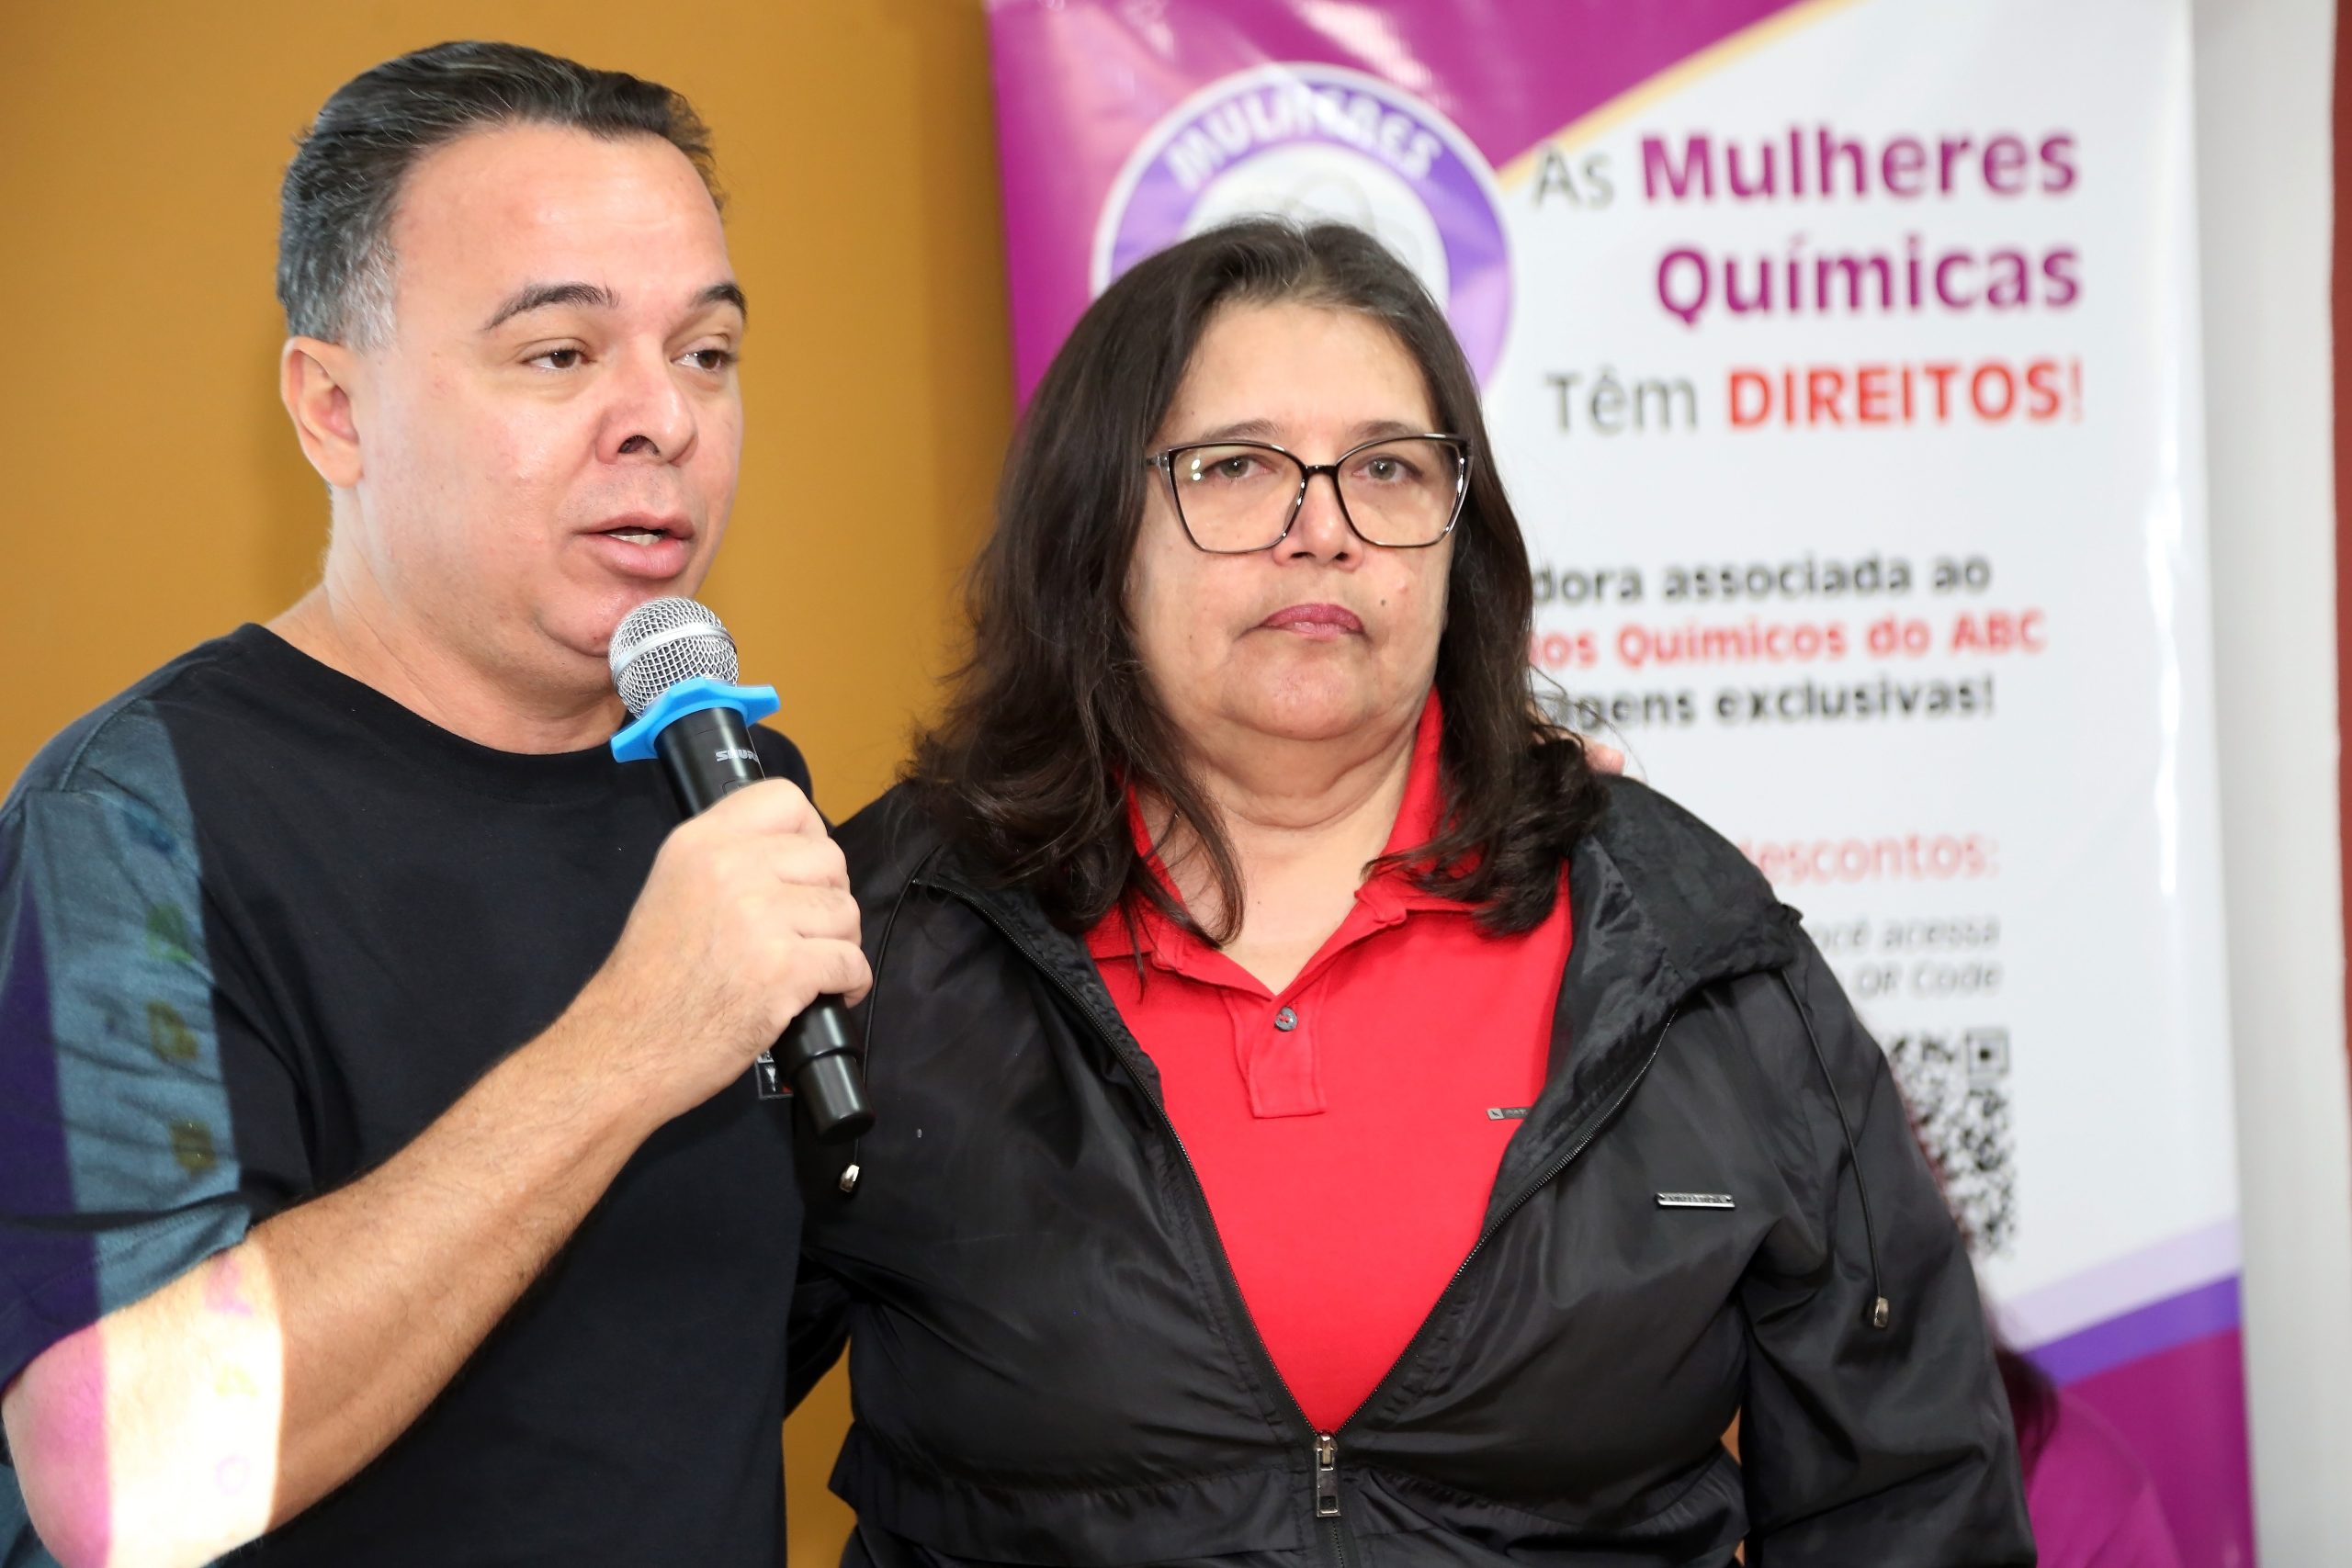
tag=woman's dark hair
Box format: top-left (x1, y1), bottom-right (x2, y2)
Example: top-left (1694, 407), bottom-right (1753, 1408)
top-left (277, 40), bottom-right (719, 349)
top-left (910, 219), bottom-right (1606, 938)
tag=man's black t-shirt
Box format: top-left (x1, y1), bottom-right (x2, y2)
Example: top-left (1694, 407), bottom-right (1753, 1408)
top-left (0, 625), bottom-right (807, 1565)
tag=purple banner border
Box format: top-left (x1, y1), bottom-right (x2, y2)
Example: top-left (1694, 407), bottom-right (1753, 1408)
top-left (2028, 1274), bottom-right (2242, 1386)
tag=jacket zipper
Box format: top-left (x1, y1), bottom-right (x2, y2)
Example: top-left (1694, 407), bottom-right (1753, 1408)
top-left (927, 881), bottom-right (1681, 1550)
top-left (1316, 1432), bottom-right (1345, 1568)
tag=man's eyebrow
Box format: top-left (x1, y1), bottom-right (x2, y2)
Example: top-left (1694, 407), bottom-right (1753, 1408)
top-left (481, 281), bottom-right (619, 333)
top-left (481, 280), bottom-right (748, 333)
top-left (696, 281), bottom-right (748, 321)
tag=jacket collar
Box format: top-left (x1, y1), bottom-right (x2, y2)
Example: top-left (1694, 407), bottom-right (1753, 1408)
top-left (923, 779), bottom-right (1792, 987)
top-left (916, 776), bottom-right (1799, 1179)
top-left (1479, 778), bottom-right (1799, 1214)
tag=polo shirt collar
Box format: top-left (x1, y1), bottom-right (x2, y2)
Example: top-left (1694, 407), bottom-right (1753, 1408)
top-left (1085, 690), bottom-right (1469, 969)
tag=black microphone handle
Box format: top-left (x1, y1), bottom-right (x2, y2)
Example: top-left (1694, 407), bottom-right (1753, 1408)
top-left (651, 705), bottom-right (876, 1144)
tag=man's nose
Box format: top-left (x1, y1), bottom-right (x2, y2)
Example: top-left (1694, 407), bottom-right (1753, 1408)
top-left (604, 349), bottom-right (697, 464)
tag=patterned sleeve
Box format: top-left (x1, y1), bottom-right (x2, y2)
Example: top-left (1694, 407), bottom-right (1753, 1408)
top-left (0, 706), bottom-right (298, 1392)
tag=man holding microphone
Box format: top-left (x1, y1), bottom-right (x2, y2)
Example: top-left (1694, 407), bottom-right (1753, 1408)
top-left (0, 41), bottom-right (863, 1567)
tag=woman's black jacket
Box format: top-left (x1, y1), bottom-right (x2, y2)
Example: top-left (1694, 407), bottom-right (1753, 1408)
top-left (790, 775), bottom-right (2035, 1567)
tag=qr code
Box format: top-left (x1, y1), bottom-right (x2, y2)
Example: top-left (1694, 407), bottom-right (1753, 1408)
top-left (1882, 1029), bottom-right (2017, 1257)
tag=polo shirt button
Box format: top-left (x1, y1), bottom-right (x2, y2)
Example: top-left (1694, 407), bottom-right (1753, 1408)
top-left (1274, 1007), bottom-right (1298, 1032)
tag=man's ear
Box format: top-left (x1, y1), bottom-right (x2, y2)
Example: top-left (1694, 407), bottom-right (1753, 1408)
top-left (279, 337), bottom-right (365, 488)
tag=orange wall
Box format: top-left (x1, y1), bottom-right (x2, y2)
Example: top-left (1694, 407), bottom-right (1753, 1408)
top-left (0, 4), bottom-right (1012, 1562)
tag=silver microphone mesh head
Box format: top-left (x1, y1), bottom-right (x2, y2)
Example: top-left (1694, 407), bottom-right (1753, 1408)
top-left (609, 597), bottom-right (740, 717)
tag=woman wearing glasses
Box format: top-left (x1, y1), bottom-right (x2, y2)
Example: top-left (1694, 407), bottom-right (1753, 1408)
top-left (793, 220), bottom-right (2031, 1567)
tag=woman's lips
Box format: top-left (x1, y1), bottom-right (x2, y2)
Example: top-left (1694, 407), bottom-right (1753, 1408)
top-left (1259, 603), bottom-right (1364, 637)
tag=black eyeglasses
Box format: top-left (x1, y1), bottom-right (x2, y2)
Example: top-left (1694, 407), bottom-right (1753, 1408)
top-left (1145, 434), bottom-right (1471, 554)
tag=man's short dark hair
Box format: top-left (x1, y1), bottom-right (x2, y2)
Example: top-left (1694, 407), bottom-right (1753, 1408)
top-left (277, 39), bottom-right (719, 348)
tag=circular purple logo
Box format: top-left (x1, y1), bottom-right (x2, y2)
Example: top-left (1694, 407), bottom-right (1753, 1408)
top-left (1092, 62), bottom-right (1511, 384)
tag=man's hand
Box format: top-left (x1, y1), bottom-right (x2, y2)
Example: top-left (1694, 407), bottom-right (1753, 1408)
top-left (558, 779), bottom-right (871, 1128)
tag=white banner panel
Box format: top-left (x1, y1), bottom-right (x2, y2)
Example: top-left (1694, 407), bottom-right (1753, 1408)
top-left (990, 2), bottom-right (2249, 1556)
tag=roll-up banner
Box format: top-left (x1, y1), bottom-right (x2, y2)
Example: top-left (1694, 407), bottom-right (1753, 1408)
top-left (988, 0), bottom-right (2249, 1559)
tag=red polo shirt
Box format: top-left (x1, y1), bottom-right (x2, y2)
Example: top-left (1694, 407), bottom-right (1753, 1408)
top-left (1086, 696), bottom-right (1574, 1433)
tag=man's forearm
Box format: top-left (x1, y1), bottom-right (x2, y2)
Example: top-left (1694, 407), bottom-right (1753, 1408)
top-left (4, 1011), bottom-right (662, 1568)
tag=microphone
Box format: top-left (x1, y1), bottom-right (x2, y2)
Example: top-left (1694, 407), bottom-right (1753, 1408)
top-left (606, 597), bottom-right (875, 1145)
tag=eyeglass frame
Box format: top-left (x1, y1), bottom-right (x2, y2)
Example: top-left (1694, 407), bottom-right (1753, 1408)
top-left (1143, 434), bottom-right (1473, 554)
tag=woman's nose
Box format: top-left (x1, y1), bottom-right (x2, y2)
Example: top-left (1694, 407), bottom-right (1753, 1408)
top-left (1280, 468), bottom-right (1358, 562)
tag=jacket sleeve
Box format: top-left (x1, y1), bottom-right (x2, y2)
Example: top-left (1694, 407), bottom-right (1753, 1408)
top-left (786, 1251), bottom-right (852, 1414)
top-left (1736, 931), bottom-right (2035, 1565)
